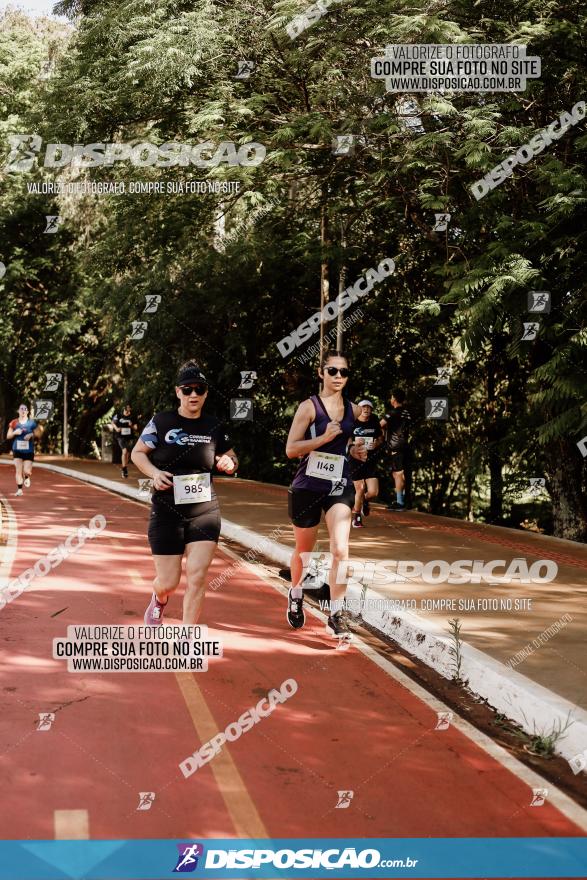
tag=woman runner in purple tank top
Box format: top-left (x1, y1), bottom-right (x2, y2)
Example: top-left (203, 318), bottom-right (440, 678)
top-left (285, 350), bottom-right (367, 638)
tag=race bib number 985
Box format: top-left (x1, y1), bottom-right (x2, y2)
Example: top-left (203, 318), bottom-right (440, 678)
top-left (306, 451), bottom-right (344, 481)
top-left (173, 473), bottom-right (212, 504)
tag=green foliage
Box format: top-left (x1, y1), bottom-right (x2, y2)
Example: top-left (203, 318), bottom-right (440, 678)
top-left (0, 0), bottom-right (586, 537)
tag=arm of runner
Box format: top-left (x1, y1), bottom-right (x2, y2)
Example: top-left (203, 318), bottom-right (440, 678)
top-left (131, 438), bottom-right (173, 489)
top-left (373, 420), bottom-right (384, 449)
top-left (401, 410), bottom-right (412, 438)
top-left (6, 420), bottom-right (18, 439)
top-left (215, 448), bottom-right (238, 474)
top-left (285, 400), bottom-right (342, 458)
top-left (349, 438), bottom-right (368, 461)
top-left (110, 415), bottom-right (120, 432)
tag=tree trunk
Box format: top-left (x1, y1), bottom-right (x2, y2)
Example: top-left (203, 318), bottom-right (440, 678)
top-left (0, 356), bottom-right (19, 453)
top-left (70, 398), bottom-right (112, 455)
top-left (488, 445), bottom-right (503, 523)
top-left (336, 219), bottom-right (347, 350)
top-left (465, 471), bottom-right (474, 521)
top-left (318, 190), bottom-right (329, 375)
top-left (545, 437), bottom-right (587, 542)
top-left (487, 364), bottom-right (503, 524)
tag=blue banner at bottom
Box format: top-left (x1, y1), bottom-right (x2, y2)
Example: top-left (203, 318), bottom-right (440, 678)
top-left (0, 838), bottom-right (585, 879)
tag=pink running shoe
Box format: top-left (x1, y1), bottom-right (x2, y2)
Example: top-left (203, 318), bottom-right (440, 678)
top-left (144, 593), bottom-right (167, 627)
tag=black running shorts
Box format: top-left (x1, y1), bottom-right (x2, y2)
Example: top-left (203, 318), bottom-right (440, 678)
top-left (12, 451), bottom-right (34, 461)
top-left (390, 448), bottom-right (408, 472)
top-left (349, 460), bottom-right (378, 481)
top-left (117, 436), bottom-right (133, 451)
top-left (288, 485), bottom-right (355, 528)
top-left (148, 498), bottom-right (221, 554)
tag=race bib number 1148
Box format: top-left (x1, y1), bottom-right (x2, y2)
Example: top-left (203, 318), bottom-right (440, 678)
top-left (306, 451), bottom-right (344, 481)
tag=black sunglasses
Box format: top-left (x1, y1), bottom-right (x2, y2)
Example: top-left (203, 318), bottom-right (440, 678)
top-left (325, 367), bottom-right (349, 377)
top-left (179, 384), bottom-right (208, 396)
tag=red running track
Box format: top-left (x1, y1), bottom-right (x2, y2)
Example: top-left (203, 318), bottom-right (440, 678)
top-left (0, 468), bottom-right (584, 857)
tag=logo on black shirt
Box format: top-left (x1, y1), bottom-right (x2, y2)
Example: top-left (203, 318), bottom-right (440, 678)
top-left (164, 428), bottom-right (211, 446)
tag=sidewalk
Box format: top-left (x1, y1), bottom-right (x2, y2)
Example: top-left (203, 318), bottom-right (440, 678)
top-left (6, 455), bottom-right (587, 766)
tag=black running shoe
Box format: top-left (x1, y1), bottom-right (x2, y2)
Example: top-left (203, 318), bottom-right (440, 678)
top-left (386, 501), bottom-right (405, 511)
top-left (121, 466), bottom-right (128, 479)
top-left (287, 589), bottom-right (305, 629)
top-left (362, 498), bottom-right (370, 516)
top-left (326, 610), bottom-right (351, 638)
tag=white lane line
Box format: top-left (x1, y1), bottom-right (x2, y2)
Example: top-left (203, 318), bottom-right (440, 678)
top-left (54, 809), bottom-right (89, 839)
top-left (0, 494), bottom-right (18, 589)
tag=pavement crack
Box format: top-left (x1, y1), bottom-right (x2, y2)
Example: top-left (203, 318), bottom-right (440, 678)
top-left (52, 695), bottom-right (90, 714)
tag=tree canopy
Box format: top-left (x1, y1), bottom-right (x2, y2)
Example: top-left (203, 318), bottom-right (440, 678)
top-left (1, 0), bottom-right (586, 539)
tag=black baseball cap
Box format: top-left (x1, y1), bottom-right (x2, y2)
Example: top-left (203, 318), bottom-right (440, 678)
top-left (176, 365), bottom-right (208, 386)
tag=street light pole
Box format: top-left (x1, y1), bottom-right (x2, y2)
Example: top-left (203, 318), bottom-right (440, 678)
top-left (63, 372), bottom-right (69, 456)
top-left (336, 219), bottom-right (347, 350)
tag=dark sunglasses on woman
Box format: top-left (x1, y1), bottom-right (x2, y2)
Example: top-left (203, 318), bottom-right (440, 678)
top-left (324, 367), bottom-right (349, 377)
top-left (179, 384), bottom-right (208, 395)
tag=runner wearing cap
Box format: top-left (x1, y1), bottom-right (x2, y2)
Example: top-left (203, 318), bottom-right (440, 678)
top-left (350, 400), bottom-right (383, 528)
top-left (110, 404), bottom-right (137, 479)
top-left (131, 361), bottom-right (238, 626)
top-left (285, 350), bottom-right (368, 638)
top-left (6, 404), bottom-right (42, 496)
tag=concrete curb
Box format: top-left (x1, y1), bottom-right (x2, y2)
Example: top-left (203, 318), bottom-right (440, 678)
top-left (355, 579), bottom-right (587, 767)
top-left (23, 462), bottom-right (587, 769)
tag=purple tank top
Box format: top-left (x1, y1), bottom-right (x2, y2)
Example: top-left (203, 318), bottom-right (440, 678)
top-left (291, 395), bottom-right (355, 493)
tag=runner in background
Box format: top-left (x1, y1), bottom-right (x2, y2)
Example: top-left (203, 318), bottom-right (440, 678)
top-left (380, 389), bottom-right (412, 511)
top-left (111, 404), bottom-right (137, 479)
top-left (285, 350), bottom-right (367, 638)
top-left (131, 362), bottom-right (238, 627)
top-left (6, 404), bottom-right (42, 496)
top-left (350, 399), bottom-right (383, 528)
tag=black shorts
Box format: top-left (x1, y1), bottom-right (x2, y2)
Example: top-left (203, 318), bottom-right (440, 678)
top-left (288, 485), bottom-right (355, 528)
top-left (148, 498), bottom-right (221, 555)
top-left (390, 448), bottom-right (409, 472)
top-left (349, 460), bottom-right (378, 481)
top-left (117, 436), bottom-right (133, 450)
top-left (12, 451), bottom-right (34, 461)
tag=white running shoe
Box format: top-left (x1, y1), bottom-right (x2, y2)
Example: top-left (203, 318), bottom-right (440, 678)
top-left (24, 477), bottom-right (31, 488)
top-left (15, 488), bottom-right (23, 497)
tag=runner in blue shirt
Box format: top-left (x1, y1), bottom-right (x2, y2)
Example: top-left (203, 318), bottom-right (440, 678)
top-left (7, 404), bottom-right (42, 496)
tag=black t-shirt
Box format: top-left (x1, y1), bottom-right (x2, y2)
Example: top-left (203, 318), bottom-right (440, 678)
top-left (383, 407), bottom-right (411, 448)
top-left (139, 410), bottom-right (232, 505)
top-left (352, 414), bottom-right (383, 460)
top-left (112, 412), bottom-right (135, 437)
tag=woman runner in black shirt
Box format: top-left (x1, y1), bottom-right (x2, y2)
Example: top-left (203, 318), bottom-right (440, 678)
top-left (131, 361), bottom-right (238, 626)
